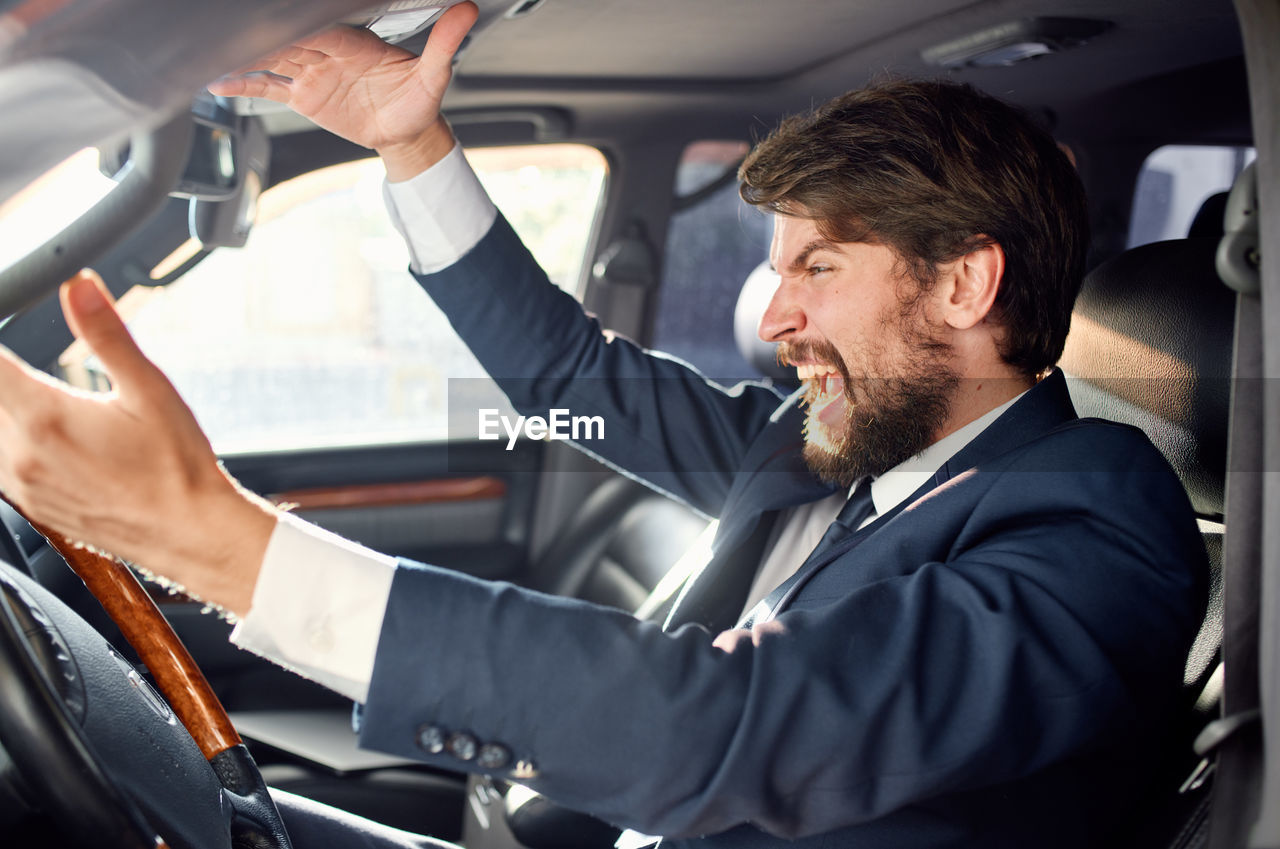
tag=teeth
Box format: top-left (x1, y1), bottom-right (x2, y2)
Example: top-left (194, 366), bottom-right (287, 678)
top-left (795, 362), bottom-right (836, 381)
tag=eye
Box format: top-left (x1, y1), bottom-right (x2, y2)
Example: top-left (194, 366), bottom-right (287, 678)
top-left (808, 264), bottom-right (833, 276)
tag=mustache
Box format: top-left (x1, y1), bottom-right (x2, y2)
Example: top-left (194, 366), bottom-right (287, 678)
top-left (776, 340), bottom-right (848, 375)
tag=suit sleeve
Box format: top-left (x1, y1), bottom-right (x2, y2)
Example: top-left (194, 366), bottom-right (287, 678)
top-left (413, 213), bottom-right (787, 517)
top-left (354, 428), bottom-right (1207, 838)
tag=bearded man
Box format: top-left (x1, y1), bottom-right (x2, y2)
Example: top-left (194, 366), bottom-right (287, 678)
top-left (0, 4), bottom-right (1205, 847)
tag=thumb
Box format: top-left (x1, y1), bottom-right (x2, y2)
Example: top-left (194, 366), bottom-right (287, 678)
top-left (59, 271), bottom-right (161, 395)
top-left (420, 1), bottom-right (479, 71)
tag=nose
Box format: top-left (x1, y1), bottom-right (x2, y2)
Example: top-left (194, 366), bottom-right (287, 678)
top-left (757, 274), bottom-right (805, 342)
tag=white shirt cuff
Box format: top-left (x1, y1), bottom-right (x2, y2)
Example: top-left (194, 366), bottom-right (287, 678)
top-left (230, 512), bottom-right (398, 704)
top-left (383, 141), bottom-right (498, 274)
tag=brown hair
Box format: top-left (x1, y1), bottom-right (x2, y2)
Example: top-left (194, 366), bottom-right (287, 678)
top-left (739, 78), bottom-right (1088, 376)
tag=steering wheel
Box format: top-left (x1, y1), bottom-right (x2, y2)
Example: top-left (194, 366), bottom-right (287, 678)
top-left (0, 510), bottom-right (293, 849)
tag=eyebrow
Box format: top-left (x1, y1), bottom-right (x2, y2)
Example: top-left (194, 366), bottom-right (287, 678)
top-left (773, 239), bottom-right (842, 274)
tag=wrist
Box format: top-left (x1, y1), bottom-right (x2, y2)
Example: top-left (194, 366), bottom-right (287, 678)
top-left (202, 475), bottom-right (279, 617)
top-left (378, 118), bottom-right (457, 182)
top-left (152, 468), bottom-right (278, 618)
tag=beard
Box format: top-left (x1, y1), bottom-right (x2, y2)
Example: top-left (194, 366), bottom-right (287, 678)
top-left (779, 321), bottom-right (959, 488)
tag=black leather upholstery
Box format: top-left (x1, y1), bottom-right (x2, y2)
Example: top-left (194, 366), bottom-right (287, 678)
top-left (1060, 225), bottom-right (1237, 848)
top-left (1062, 235), bottom-right (1234, 690)
top-left (1060, 237), bottom-right (1235, 518)
top-left (533, 476), bottom-right (710, 614)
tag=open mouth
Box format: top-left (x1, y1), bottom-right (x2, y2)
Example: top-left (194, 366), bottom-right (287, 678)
top-left (796, 362), bottom-right (847, 427)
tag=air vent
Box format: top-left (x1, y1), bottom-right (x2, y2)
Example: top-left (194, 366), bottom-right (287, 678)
top-left (922, 18), bottom-right (1112, 69)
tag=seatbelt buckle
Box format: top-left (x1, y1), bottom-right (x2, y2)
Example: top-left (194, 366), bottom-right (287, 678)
top-left (1177, 707), bottom-right (1261, 795)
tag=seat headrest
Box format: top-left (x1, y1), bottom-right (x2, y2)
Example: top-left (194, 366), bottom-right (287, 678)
top-left (734, 261), bottom-right (792, 381)
top-left (1060, 237), bottom-right (1235, 517)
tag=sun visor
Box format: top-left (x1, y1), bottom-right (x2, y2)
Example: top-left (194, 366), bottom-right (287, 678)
top-left (0, 0), bottom-right (378, 206)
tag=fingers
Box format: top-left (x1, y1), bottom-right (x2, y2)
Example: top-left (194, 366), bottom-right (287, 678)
top-left (208, 71), bottom-right (293, 101)
top-left (421, 1), bottom-right (479, 68)
top-left (206, 26), bottom-right (399, 103)
top-left (58, 271), bottom-right (162, 397)
top-left (207, 36), bottom-right (341, 99)
top-left (220, 38), bottom-right (336, 78)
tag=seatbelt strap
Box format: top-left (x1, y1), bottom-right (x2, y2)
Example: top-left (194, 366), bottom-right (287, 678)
top-left (1207, 0), bottom-right (1277, 838)
top-left (1206, 287), bottom-right (1266, 849)
top-left (633, 520), bottom-right (718, 622)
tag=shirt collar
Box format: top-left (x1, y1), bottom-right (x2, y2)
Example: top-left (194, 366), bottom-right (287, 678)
top-left (863, 389), bottom-right (1028, 518)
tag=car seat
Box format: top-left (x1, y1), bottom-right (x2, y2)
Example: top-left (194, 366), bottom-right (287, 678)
top-left (525, 474), bottom-right (711, 616)
top-left (1059, 190), bottom-right (1238, 846)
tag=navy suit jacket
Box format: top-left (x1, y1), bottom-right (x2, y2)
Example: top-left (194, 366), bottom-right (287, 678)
top-left (357, 215), bottom-right (1207, 847)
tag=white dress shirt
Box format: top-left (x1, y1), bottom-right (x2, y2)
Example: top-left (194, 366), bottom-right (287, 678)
top-left (230, 144), bottom-right (1026, 704)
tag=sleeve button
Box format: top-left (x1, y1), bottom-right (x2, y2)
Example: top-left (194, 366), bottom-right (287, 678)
top-left (476, 743), bottom-right (512, 770)
top-left (415, 724), bottom-right (447, 755)
top-left (446, 732), bottom-right (479, 761)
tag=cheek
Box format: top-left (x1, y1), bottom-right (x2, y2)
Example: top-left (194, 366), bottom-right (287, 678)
top-left (816, 306), bottom-right (874, 361)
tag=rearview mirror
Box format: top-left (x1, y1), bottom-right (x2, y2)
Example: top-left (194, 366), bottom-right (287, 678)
top-left (99, 94), bottom-right (270, 248)
top-left (100, 95), bottom-right (246, 200)
top-left (176, 98), bottom-right (243, 200)
top-left (188, 108), bottom-right (269, 249)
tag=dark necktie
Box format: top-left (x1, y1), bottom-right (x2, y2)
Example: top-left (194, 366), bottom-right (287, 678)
top-left (810, 478), bottom-right (876, 560)
top-left (737, 479), bottom-right (878, 628)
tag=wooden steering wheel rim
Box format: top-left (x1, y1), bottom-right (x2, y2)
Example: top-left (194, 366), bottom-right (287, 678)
top-left (22, 512), bottom-right (242, 760)
top-left (12, 510), bottom-right (296, 849)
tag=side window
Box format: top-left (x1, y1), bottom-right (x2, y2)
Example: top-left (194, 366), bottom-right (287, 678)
top-left (1128, 144), bottom-right (1255, 248)
top-left (57, 145), bottom-right (608, 454)
top-left (650, 141), bottom-right (771, 382)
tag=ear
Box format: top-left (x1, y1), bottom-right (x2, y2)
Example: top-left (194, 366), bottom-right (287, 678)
top-left (940, 238), bottom-right (1004, 331)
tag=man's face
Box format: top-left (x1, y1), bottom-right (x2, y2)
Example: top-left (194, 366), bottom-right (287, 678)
top-left (761, 215), bottom-right (960, 487)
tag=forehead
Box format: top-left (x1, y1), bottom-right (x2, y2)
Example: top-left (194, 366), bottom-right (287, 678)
top-left (771, 214), bottom-right (817, 245)
top-left (769, 215), bottom-right (842, 267)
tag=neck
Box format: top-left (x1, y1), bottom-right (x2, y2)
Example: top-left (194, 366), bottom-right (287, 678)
top-left (933, 370), bottom-right (1036, 443)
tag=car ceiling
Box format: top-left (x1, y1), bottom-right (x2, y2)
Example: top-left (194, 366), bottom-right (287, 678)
top-left (0, 0), bottom-right (1251, 363)
top-left (0, 0), bottom-right (1248, 201)
top-left (398, 0), bottom-right (1247, 146)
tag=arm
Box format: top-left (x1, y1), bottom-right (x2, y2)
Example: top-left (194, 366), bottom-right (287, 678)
top-left (216, 9), bottom-right (788, 514)
top-left (0, 274), bottom-right (1205, 839)
top-left (413, 212), bottom-right (789, 516)
top-left (354, 430), bottom-right (1206, 838)
top-left (377, 143), bottom-right (789, 513)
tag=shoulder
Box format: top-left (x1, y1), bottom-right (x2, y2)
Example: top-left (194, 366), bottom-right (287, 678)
top-left (944, 416), bottom-right (1199, 547)
top-left (1000, 415), bottom-right (1180, 477)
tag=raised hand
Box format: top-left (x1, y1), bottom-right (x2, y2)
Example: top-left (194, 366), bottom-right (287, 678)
top-left (208, 1), bottom-right (478, 179)
top-left (0, 271), bottom-right (276, 615)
